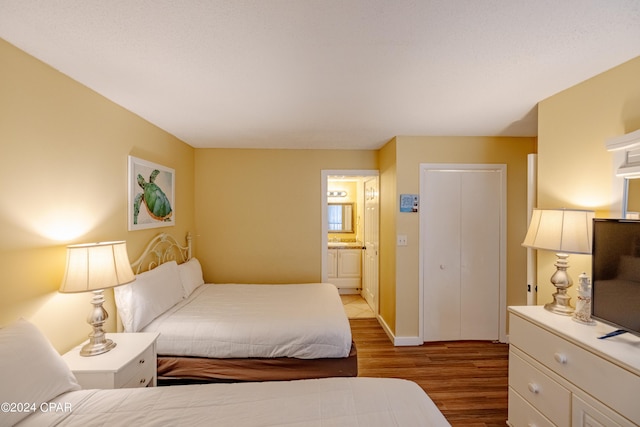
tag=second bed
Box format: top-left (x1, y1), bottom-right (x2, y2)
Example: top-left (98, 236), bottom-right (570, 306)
top-left (115, 233), bottom-right (357, 383)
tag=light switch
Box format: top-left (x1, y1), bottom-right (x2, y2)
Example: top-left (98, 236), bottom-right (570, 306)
top-left (397, 235), bottom-right (408, 246)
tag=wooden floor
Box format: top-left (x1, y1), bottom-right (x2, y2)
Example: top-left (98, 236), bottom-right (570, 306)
top-left (350, 318), bottom-right (509, 427)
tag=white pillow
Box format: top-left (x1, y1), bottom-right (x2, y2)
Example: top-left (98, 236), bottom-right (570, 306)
top-left (114, 260), bottom-right (184, 332)
top-left (178, 257), bottom-right (205, 298)
top-left (0, 319), bottom-right (80, 426)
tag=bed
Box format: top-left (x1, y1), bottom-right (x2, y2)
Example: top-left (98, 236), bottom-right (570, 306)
top-left (1, 319), bottom-right (450, 427)
top-left (114, 233), bottom-right (358, 383)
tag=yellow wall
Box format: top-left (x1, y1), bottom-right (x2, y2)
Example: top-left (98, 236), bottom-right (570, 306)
top-left (536, 56), bottom-right (640, 306)
top-left (386, 136), bottom-right (536, 337)
top-left (378, 138), bottom-right (398, 330)
top-left (0, 38), bottom-right (196, 353)
top-left (193, 149), bottom-right (377, 283)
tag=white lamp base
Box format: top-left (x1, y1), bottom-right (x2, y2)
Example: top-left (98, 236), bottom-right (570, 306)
top-left (81, 338), bottom-right (116, 356)
top-left (544, 297), bottom-right (574, 316)
top-left (544, 253), bottom-right (574, 316)
top-left (80, 289), bottom-right (117, 357)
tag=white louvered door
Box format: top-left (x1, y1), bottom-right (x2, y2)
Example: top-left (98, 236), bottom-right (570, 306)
top-left (422, 165), bottom-right (504, 342)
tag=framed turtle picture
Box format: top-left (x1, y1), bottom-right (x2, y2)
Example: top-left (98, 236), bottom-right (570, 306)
top-left (128, 156), bottom-right (175, 230)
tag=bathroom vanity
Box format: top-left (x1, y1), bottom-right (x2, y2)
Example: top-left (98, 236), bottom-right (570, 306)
top-left (327, 243), bottom-right (362, 292)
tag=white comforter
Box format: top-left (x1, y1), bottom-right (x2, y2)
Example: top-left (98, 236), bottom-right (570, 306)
top-left (17, 377), bottom-right (450, 427)
top-left (141, 283), bottom-right (353, 359)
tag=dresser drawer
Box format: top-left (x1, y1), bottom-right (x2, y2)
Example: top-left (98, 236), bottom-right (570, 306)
top-left (114, 345), bottom-right (155, 389)
top-left (510, 313), bottom-right (640, 424)
top-left (122, 370), bottom-right (154, 388)
top-left (509, 349), bottom-right (570, 426)
top-left (573, 394), bottom-right (637, 427)
top-left (508, 387), bottom-right (554, 427)
top-left (571, 395), bottom-right (637, 427)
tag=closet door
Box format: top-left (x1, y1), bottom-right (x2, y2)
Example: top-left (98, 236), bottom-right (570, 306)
top-left (423, 171), bottom-right (462, 341)
top-left (460, 170), bottom-right (500, 340)
top-left (422, 167), bottom-right (502, 342)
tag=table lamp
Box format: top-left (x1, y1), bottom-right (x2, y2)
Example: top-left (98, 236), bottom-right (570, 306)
top-left (59, 241), bottom-right (135, 356)
top-left (522, 208), bottom-right (594, 315)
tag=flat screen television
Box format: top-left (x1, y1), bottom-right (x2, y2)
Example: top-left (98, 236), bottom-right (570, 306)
top-left (591, 218), bottom-right (640, 337)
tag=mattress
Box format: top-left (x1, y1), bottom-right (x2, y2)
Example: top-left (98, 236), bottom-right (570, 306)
top-left (141, 282), bottom-right (353, 359)
top-left (156, 341), bottom-right (358, 383)
top-left (16, 377), bottom-right (450, 427)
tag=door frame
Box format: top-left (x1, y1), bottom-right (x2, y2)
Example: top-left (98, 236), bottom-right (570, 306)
top-left (321, 169), bottom-right (379, 284)
top-left (418, 163), bottom-right (507, 343)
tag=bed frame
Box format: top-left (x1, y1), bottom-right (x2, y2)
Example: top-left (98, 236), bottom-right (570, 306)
top-left (130, 232), bottom-right (192, 274)
top-left (127, 232), bottom-right (358, 384)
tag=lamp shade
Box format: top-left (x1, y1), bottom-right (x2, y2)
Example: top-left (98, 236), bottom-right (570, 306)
top-left (522, 209), bottom-right (594, 254)
top-left (59, 241), bottom-right (135, 293)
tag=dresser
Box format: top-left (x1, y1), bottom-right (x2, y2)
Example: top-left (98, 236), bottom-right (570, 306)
top-left (508, 306), bottom-right (640, 427)
top-left (61, 332), bottom-right (159, 389)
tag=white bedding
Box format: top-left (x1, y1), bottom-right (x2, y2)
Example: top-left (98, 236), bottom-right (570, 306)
top-left (16, 377), bottom-right (450, 427)
top-left (141, 283), bottom-right (353, 359)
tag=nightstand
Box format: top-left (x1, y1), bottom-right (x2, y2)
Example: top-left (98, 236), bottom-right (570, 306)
top-left (61, 332), bottom-right (159, 389)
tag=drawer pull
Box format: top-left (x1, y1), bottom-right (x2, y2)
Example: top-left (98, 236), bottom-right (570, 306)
top-left (527, 382), bottom-right (540, 394)
top-left (553, 353), bottom-right (567, 364)
top-left (139, 378), bottom-right (147, 385)
top-left (139, 358), bottom-right (145, 365)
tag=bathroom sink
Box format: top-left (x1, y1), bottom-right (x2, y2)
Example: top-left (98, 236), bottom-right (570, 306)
top-left (328, 241), bottom-right (362, 248)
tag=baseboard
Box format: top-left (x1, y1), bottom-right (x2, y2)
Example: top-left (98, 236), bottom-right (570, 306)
top-left (376, 315), bottom-right (394, 342)
top-left (376, 315), bottom-right (422, 346)
top-left (394, 336), bottom-right (423, 346)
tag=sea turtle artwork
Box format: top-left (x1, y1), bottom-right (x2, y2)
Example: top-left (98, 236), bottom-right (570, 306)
top-left (133, 169), bottom-right (173, 224)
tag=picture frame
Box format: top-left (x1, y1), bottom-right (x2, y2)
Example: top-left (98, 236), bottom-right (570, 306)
top-left (128, 156), bottom-right (175, 230)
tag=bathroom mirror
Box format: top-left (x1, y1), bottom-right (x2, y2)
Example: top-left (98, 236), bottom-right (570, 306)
top-left (624, 178), bottom-right (640, 217)
top-left (607, 129), bottom-right (640, 217)
top-left (328, 203), bottom-right (354, 233)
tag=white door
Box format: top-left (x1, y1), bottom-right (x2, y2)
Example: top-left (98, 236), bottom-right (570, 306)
top-left (362, 177), bottom-right (379, 313)
top-left (422, 165), bottom-right (504, 342)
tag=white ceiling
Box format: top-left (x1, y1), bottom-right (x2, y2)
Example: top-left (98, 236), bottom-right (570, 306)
top-left (1, 1), bottom-right (639, 150)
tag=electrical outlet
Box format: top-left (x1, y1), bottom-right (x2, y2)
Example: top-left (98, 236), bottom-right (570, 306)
top-left (397, 234), bottom-right (408, 246)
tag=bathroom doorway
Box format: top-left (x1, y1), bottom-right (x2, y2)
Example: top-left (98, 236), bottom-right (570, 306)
top-left (321, 170), bottom-right (379, 317)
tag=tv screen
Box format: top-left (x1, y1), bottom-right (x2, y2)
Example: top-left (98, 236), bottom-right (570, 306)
top-left (591, 218), bottom-right (640, 337)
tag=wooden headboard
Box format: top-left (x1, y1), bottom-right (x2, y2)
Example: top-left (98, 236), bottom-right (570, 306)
top-left (130, 232), bottom-right (192, 274)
